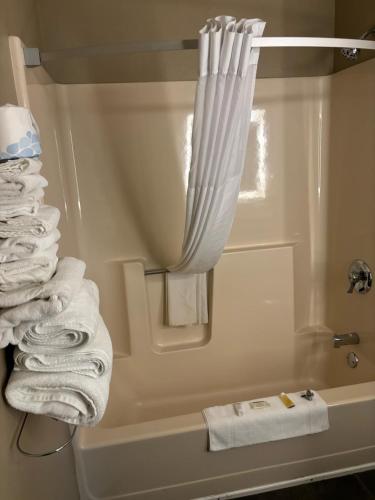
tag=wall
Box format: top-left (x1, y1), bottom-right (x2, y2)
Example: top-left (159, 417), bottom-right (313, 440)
top-left (0, 1), bottom-right (79, 499)
top-left (334, 0), bottom-right (375, 72)
top-left (325, 58), bottom-right (375, 387)
top-left (35, 0), bottom-right (335, 83)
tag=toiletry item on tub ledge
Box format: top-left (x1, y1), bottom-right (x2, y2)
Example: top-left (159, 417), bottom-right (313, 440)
top-left (203, 391), bottom-right (329, 451)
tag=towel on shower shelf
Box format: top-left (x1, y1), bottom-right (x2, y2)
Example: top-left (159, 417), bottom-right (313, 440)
top-left (0, 243), bottom-right (58, 292)
top-left (5, 354), bottom-right (112, 426)
top-left (0, 257), bottom-right (85, 347)
top-left (0, 187), bottom-right (45, 219)
top-left (14, 315), bottom-right (112, 378)
top-left (0, 205), bottom-right (60, 238)
top-left (0, 174), bottom-right (47, 197)
top-left (0, 104), bottom-right (41, 160)
top-left (16, 279), bottom-right (99, 352)
top-left (203, 391), bottom-right (329, 451)
top-left (165, 272), bottom-right (208, 326)
top-left (0, 228), bottom-right (61, 263)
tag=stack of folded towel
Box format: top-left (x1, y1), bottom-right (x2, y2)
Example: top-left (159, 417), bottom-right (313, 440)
top-left (0, 104), bottom-right (112, 427)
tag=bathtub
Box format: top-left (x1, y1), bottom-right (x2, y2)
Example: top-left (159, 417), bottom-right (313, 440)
top-left (73, 252), bottom-right (375, 500)
top-left (74, 378), bottom-right (375, 500)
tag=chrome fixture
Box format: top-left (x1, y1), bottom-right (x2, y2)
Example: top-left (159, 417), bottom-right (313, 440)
top-left (341, 26), bottom-right (375, 60)
top-left (347, 259), bottom-right (372, 294)
top-left (301, 389), bottom-right (314, 401)
top-left (332, 332), bottom-right (360, 349)
top-left (347, 352), bottom-right (359, 369)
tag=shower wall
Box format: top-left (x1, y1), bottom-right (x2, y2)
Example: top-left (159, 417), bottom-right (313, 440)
top-left (326, 58), bottom-right (375, 387)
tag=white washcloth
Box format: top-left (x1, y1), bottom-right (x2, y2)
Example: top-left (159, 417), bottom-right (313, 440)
top-left (0, 205), bottom-right (60, 238)
top-left (0, 228), bottom-right (60, 263)
top-left (0, 104), bottom-right (41, 160)
top-left (203, 391), bottom-right (329, 451)
top-left (0, 243), bottom-right (58, 291)
top-left (16, 279), bottom-right (99, 352)
top-left (165, 272), bottom-right (208, 326)
top-left (14, 315), bottom-right (112, 378)
top-left (5, 350), bottom-right (112, 426)
top-left (0, 188), bottom-right (44, 219)
top-left (0, 257), bottom-right (85, 347)
top-left (0, 157), bottom-right (42, 176)
top-left (0, 174), bottom-right (47, 197)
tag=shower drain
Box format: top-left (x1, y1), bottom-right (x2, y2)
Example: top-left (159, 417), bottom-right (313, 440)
top-left (347, 351), bottom-right (359, 368)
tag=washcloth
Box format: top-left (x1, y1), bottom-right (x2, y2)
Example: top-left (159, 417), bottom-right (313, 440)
top-left (0, 157), bottom-right (42, 176)
top-left (17, 279), bottom-right (99, 353)
top-left (0, 228), bottom-right (60, 263)
top-left (0, 205), bottom-right (60, 238)
top-left (5, 354), bottom-right (112, 426)
top-left (0, 174), bottom-right (47, 197)
top-left (0, 243), bottom-right (58, 292)
top-left (165, 272), bottom-right (208, 326)
top-left (203, 391), bottom-right (329, 451)
top-left (0, 104), bottom-right (41, 160)
top-left (0, 257), bottom-right (85, 347)
top-left (14, 315), bottom-right (112, 378)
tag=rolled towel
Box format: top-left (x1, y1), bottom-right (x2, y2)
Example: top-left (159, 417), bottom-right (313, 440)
top-left (0, 257), bottom-right (85, 347)
top-left (0, 243), bottom-right (58, 292)
top-left (17, 279), bottom-right (99, 352)
top-left (14, 315), bottom-right (112, 378)
top-left (0, 104), bottom-right (41, 160)
top-left (0, 187), bottom-right (44, 219)
top-left (0, 228), bottom-right (60, 263)
top-left (0, 157), bottom-right (42, 176)
top-left (5, 357), bottom-right (112, 426)
top-left (0, 205), bottom-right (60, 238)
top-left (0, 174), bottom-right (47, 197)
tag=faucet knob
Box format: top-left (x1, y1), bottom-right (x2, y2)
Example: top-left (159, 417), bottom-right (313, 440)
top-left (347, 260), bottom-right (372, 294)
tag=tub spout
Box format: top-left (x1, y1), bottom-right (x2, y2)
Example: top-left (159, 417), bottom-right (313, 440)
top-left (332, 332), bottom-right (360, 348)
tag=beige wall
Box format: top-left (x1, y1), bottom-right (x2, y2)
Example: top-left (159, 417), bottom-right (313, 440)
top-left (35, 0), bottom-right (335, 83)
top-left (334, 0), bottom-right (375, 72)
top-left (0, 1), bottom-right (79, 499)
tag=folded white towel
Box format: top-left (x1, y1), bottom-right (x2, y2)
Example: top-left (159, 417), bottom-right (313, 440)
top-left (0, 228), bottom-right (60, 263)
top-left (165, 272), bottom-right (208, 326)
top-left (203, 391), bottom-right (329, 451)
top-left (0, 188), bottom-right (44, 220)
top-left (0, 174), bottom-right (47, 197)
top-left (0, 257), bottom-right (85, 347)
top-left (5, 350), bottom-right (112, 426)
top-left (0, 243), bottom-right (58, 292)
top-left (0, 157), bottom-right (42, 176)
top-left (0, 205), bottom-right (60, 238)
top-left (14, 315), bottom-right (112, 378)
top-left (0, 104), bottom-right (41, 160)
top-left (17, 279), bottom-right (99, 352)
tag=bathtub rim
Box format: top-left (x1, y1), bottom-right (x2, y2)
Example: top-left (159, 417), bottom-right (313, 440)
top-left (76, 380), bottom-right (375, 450)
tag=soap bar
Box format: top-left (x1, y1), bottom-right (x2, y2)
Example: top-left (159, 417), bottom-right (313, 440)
top-left (249, 400), bottom-right (270, 410)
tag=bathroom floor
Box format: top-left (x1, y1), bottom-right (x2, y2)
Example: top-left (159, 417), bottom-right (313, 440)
top-left (239, 471), bottom-right (375, 499)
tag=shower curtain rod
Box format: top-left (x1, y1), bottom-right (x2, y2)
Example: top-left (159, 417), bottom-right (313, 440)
top-left (23, 36), bottom-right (375, 66)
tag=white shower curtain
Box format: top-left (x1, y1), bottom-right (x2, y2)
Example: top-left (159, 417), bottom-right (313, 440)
top-left (166, 16), bottom-right (266, 326)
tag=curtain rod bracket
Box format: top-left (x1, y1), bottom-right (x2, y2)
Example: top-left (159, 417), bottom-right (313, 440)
top-left (23, 47), bottom-right (41, 67)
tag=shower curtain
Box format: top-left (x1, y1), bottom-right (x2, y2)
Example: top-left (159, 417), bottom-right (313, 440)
top-left (166, 16), bottom-right (266, 326)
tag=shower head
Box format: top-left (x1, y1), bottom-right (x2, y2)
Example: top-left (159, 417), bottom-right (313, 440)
top-left (341, 26), bottom-right (375, 60)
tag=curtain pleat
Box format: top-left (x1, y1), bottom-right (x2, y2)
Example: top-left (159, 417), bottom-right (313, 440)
top-left (166, 16), bottom-right (266, 326)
